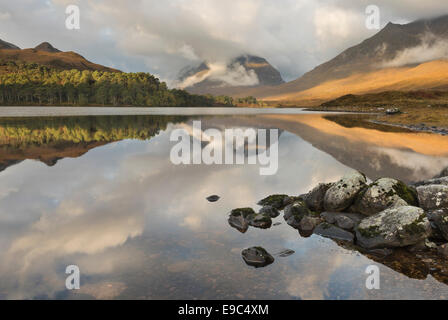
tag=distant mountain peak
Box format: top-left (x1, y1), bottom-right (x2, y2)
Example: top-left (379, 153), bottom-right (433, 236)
top-left (0, 38), bottom-right (20, 50)
top-left (34, 42), bottom-right (61, 53)
top-left (179, 54), bottom-right (284, 95)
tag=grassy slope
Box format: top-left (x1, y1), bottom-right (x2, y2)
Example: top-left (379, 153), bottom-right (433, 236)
top-left (262, 59), bottom-right (448, 105)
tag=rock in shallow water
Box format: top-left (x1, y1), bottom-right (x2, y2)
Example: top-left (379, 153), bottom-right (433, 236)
top-left (353, 178), bottom-right (418, 216)
top-left (417, 185), bottom-right (448, 211)
top-left (356, 206), bottom-right (432, 249)
top-left (257, 194), bottom-right (289, 210)
top-left (241, 247), bottom-right (275, 268)
top-left (228, 208), bottom-right (253, 233)
top-left (206, 195), bottom-right (220, 202)
top-left (324, 171), bottom-right (367, 212)
top-left (313, 223), bottom-right (355, 243)
top-left (248, 214), bottom-right (272, 229)
top-left (284, 201), bottom-right (311, 229)
top-left (259, 205), bottom-right (280, 218)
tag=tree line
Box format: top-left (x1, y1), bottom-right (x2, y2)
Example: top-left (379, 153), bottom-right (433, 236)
top-left (0, 62), bottom-right (258, 107)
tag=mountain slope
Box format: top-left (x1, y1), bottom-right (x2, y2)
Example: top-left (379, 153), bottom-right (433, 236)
top-left (0, 39), bottom-right (119, 72)
top-left (244, 15), bottom-right (448, 102)
top-left (0, 39), bottom-right (20, 50)
top-left (265, 59), bottom-right (448, 104)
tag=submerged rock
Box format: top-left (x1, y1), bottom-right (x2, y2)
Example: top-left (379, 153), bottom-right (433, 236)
top-left (277, 249), bottom-right (295, 257)
top-left (257, 194), bottom-right (289, 210)
top-left (353, 178), bottom-right (418, 216)
top-left (417, 185), bottom-right (448, 211)
top-left (242, 247), bottom-right (275, 268)
top-left (206, 195), bottom-right (220, 202)
top-left (304, 183), bottom-right (333, 212)
top-left (324, 171), bottom-right (367, 212)
top-left (313, 223), bottom-right (355, 243)
top-left (259, 205), bottom-right (280, 218)
top-left (356, 206), bottom-right (431, 249)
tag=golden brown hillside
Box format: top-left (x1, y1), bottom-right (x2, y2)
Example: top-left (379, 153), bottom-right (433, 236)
top-left (0, 48), bottom-right (120, 73)
top-left (262, 59), bottom-right (448, 105)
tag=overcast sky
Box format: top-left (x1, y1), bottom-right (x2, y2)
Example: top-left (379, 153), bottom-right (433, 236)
top-left (1, 0), bottom-right (448, 84)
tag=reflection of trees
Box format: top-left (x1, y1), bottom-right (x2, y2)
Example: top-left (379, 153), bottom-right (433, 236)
top-left (0, 115), bottom-right (186, 146)
top-left (0, 115), bottom-right (187, 171)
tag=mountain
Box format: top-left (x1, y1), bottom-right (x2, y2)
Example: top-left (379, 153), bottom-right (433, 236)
top-left (180, 55), bottom-right (284, 95)
top-left (34, 42), bottom-right (61, 53)
top-left (0, 39), bottom-right (119, 72)
top-left (242, 15), bottom-right (448, 103)
top-left (0, 39), bottom-right (20, 50)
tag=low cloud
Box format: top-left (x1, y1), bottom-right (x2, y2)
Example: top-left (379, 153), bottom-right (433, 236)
top-left (177, 62), bottom-right (260, 88)
top-left (382, 33), bottom-right (448, 68)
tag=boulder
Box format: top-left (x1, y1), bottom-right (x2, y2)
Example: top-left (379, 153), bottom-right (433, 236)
top-left (321, 212), bottom-right (364, 225)
top-left (417, 185), bottom-right (448, 211)
top-left (313, 223), bottom-right (355, 242)
top-left (356, 206), bottom-right (432, 249)
top-left (228, 208), bottom-right (254, 233)
top-left (259, 205), bottom-right (280, 218)
top-left (427, 209), bottom-right (448, 241)
top-left (335, 215), bottom-right (355, 230)
top-left (413, 177), bottom-right (448, 187)
top-left (248, 214), bottom-right (272, 229)
top-left (299, 215), bottom-right (322, 234)
top-left (303, 183), bottom-right (333, 212)
top-left (324, 171), bottom-right (367, 212)
top-left (257, 194), bottom-right (289, 210)
top-left (284, 201), bottom-right (311, 229)
top-left (242, 247), bottom-right (275, 268)
top-left (353, 178), bottom-right (418, 216)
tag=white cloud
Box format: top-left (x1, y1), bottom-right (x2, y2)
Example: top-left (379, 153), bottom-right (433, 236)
top-left (1, 0), bottom-right (448, 83)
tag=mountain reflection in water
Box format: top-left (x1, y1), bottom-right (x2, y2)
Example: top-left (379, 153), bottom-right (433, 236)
top-left (0, 112), bottom-right (448, 300)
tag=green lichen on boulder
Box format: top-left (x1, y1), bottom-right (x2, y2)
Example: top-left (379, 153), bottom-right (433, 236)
top-left (353, 178), bottom-right (418, 216)
top-left (257, 194), bottom-right (289, 209)
top-left (355, 206), bottom-right (431, 249)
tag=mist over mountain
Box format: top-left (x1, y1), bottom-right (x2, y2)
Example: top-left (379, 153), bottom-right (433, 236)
top-left (178, 55), bottom-right (284, 95)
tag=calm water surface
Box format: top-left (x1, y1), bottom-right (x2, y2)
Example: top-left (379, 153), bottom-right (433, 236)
top-left (1, 109), bottom-right (448, 299)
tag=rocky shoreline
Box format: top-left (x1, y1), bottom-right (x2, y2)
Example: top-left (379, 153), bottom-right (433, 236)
top-left (370, 120), bottom-right (448, 136)
top-left (231, 169), bottom-right (448, 282)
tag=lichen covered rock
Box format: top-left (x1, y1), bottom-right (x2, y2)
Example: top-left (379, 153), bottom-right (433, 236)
top-left (353, 178), bottom-right (418, 216)
top-left (303, 183), bottom-right (333, 212)
top-left (324, 171), bottom-right (367, 212)
top-left (356, 206), bottom-right (431, 249)
top-left (259, 205), bottom-right (280, 218)
top-left (257, 194), bottom-right (289, 210)
top-left (417, 185), bottom-right (448, 211)
top-left (284, 201), bottom-right (312, 229)
top-left (427, 209), bottom-right (448, 241)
